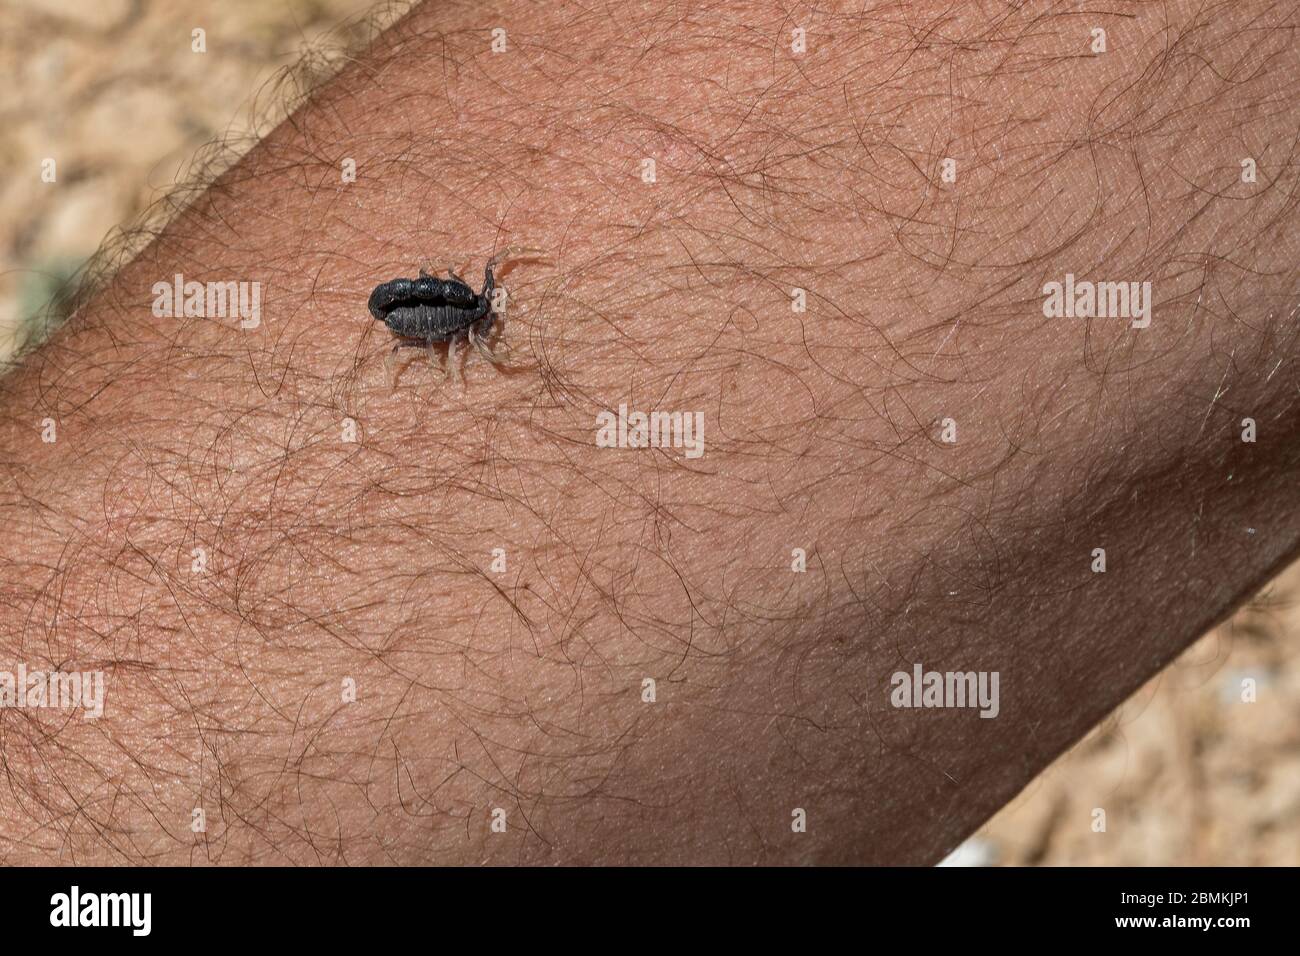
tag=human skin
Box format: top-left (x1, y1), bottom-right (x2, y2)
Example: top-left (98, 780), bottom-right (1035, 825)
top-left (0, 0), bottom-right (1296, 865)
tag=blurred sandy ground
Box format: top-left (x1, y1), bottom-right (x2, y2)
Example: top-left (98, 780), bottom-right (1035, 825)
top-left (1, 0), bottom-right (1296, 866)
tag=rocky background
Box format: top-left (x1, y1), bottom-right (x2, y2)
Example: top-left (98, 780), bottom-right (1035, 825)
top-left (2, 0), bottom-right (1295, 865)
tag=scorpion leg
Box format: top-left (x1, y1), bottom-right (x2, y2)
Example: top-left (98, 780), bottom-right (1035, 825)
top-left (446, 259), bottom-right (471, 285)
top-left (425, 339), bottom-right (445, 374)
top-left (469, 321), bottom-right (506, 364)
top-left (485, 245), bottom-right (549, 272)
top-left (446, 338), bottom-right (463, 386)
top-left (384, 340), bottom-right (408, 388)
top-left (481, 246), bottom-right (550, 296)
top-left (384, 337), bottom-right (426, 387)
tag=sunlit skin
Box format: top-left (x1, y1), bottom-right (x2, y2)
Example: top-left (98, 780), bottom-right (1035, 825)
top-left (0, 0), bottom-right (1296, 864)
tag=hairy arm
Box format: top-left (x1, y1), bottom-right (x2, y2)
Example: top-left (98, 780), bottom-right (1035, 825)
top-left (0, 0), bottom-right (1297, 864)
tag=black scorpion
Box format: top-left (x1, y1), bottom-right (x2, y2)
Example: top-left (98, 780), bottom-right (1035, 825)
top-left (368, 247), bottom-right (539, 385)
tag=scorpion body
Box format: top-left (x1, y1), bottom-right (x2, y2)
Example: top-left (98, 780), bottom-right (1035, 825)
top-left (368, 268), bottom-right (494, 341)
top-left (368, 248), bottom-right (540, 386)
